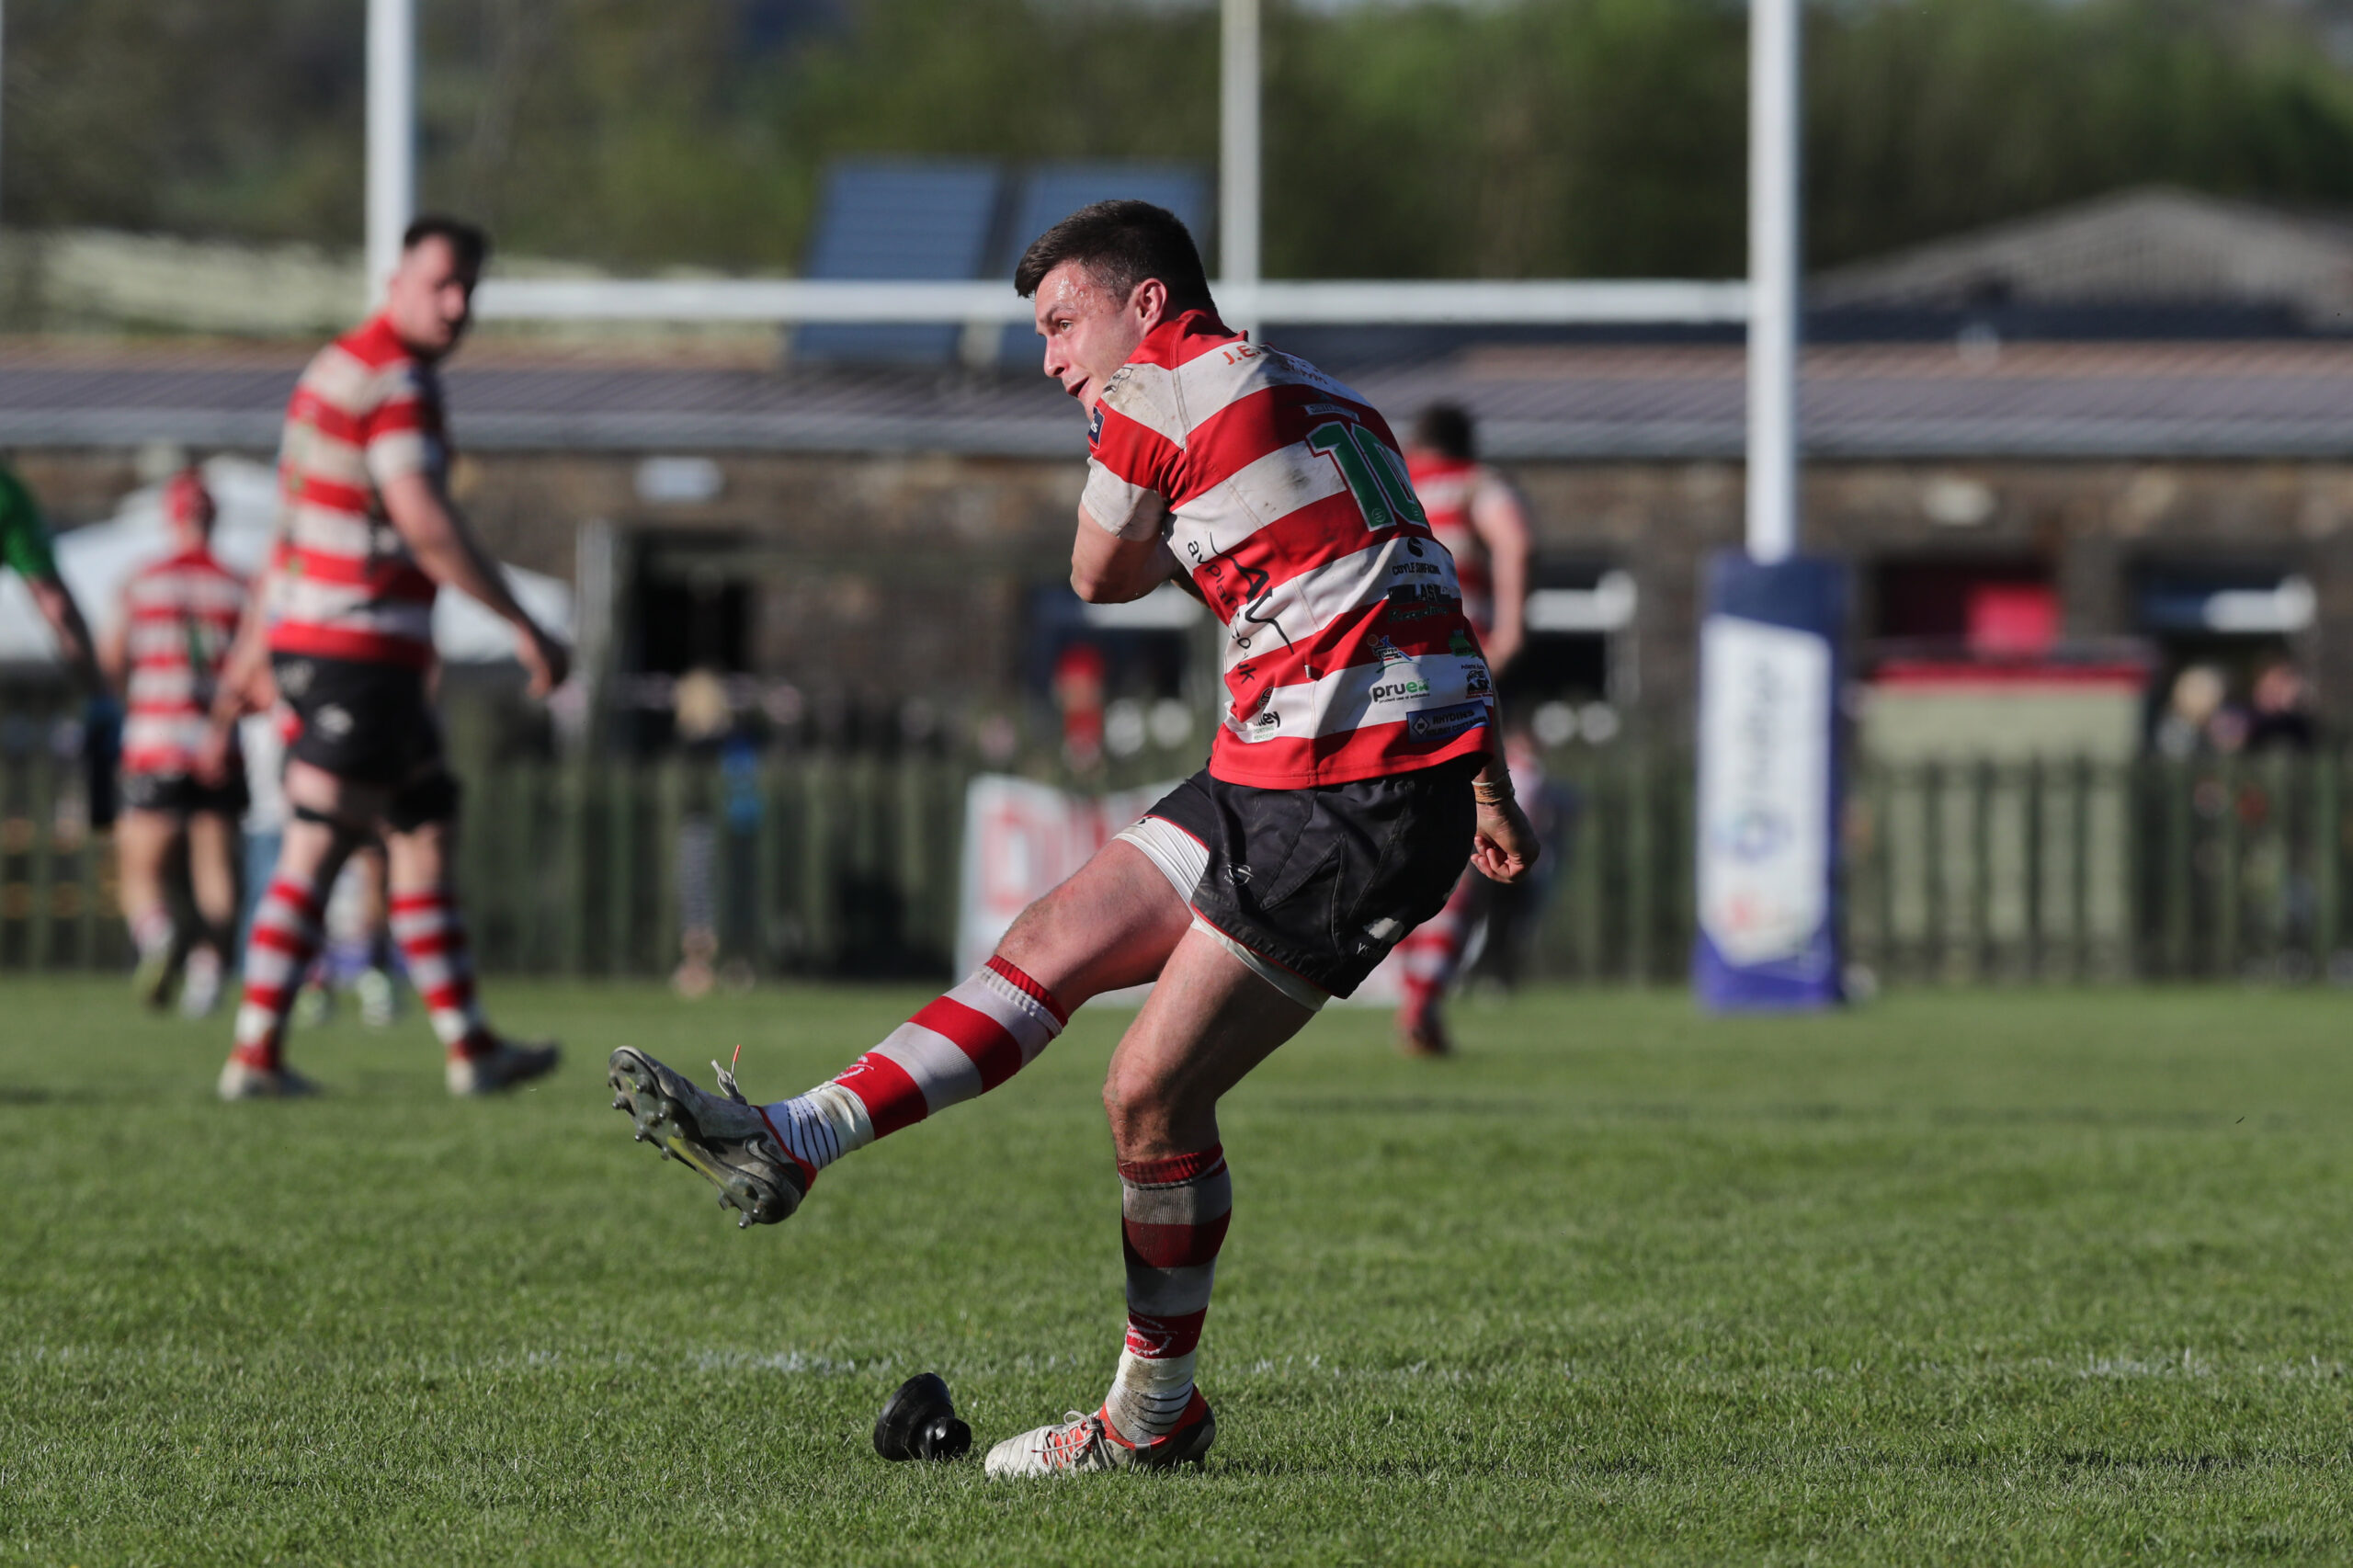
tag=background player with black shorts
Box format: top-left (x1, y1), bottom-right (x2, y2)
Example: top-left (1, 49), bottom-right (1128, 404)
top-left (1389, 403), bottom-right (1536, 1056)
top-left (211, 215), bottom-right (569, 1101)
top-left (605, 202), bottom-right (1540, 1476)
top-left (101, 465), bottom-right (249, 1016)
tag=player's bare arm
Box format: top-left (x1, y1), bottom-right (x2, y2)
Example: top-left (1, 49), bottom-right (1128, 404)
top-left (195, 584), bottom-right (274, 784)
top-left (1464, 476), bottom-right (1537, 874)
top-left (1470, 476), bottom-right (1533, 674)
top-left (97, 588), bottom-right (131, 693)
top-left (370, 221), bottom-right (566, 697)
top-left (1469, 754), bottom-right (1540, 883)
top-left (1069, 505), bottom-right (1182, 603)
top-left (379, 472), bottom-right (568, 695)
top-left (28, 576), bottom-right (103, 692)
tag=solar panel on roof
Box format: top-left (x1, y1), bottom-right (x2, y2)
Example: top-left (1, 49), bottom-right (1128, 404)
top-left (794, 158), bottom-right (1006, 366)
top-left (994, 164), bottom-right (1212, 367)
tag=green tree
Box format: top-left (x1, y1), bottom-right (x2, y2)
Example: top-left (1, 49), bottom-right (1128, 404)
top-left (12, 0), bottom-right (2353, 284)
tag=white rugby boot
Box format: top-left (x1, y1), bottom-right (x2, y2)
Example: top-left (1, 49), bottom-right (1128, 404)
top-left (292, 980), bottom-right (335, 1029)
top-left (132, 944), bottom-right (181, 1011)
top-left (216, 1057), bottom-right (320, 1101)
top-left (178, 949), bottom-right (224, 1020)
top-left (607, 1048), bottom-right (812, 1227)
top-left (356, 966), bottom-right (400, 1028)
top-left (447, 1036), bottom-right (562, 1096)
top-left (983, 1392), bottom-right (1216, 1477)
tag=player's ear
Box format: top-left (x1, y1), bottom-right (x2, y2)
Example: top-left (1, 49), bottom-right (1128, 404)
top-left (1132, 277), bottom-right (1168, 331)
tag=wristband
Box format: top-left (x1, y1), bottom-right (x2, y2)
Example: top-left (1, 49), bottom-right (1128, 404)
top-left (1472, 777), bottom-right (1515, 807)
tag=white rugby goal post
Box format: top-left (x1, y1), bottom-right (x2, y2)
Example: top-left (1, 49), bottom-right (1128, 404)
top-left (360, 0), bottom-right (1801, 559)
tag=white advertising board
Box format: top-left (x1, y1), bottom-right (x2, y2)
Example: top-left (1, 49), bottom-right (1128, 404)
top-left (1696, 615), bottom-right (1832, 968)
top-left (955, 775), bottom-right (1176, 981)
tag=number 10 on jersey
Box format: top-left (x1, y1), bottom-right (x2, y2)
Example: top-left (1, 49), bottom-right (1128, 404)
top-left (1308, 421), bottom-right (1427, 533)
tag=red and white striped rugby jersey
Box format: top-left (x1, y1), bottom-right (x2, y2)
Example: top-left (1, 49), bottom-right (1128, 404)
top-left (266, 314), bottom-right (448, 670)
top-left (1406, 453), bottom-right (1505, 636)
top-left (1082, 311), bottom-right (1495, 788)
top-left (120, 546), bottom-right (247, 778)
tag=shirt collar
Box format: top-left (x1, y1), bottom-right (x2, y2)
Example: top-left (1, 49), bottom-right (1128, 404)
top-left (1128, 307), bottom-right (1243, 369)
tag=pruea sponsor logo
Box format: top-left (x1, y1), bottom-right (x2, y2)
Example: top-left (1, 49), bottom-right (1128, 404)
top-left (1370, 678), bottom-right (1432, 703)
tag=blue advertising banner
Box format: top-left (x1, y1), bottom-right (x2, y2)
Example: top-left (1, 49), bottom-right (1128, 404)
top-left (1692, 551), bottom-right (1849, 1010)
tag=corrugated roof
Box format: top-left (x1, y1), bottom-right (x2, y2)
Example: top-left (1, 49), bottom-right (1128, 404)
top-left (6, 337), bottom-right (2353, 461)
top-left (1814, 187), bottom-right (2353, 325)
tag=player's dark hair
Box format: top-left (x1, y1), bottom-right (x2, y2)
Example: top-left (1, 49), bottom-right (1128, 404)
top-left (403, 213), bottom-right (491, 273)
top-left (1014, 200), bottom-right (1214, 317)
top-left (1413, 403), bottom-right (1476, 460)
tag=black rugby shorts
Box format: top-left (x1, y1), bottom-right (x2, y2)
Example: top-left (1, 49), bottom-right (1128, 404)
top-left (120, 770), bottom-right (250, 819)
top-left (270, 653), bottom-right (445, 787)
top-left (1120, 757), bottom-right (1480, 1000)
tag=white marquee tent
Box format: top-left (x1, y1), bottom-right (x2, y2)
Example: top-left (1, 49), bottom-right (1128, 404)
top-left (0, 456), bottom-right (572, 668)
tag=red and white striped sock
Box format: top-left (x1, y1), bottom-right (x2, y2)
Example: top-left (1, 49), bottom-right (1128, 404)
top-left (127, 903), bottom-right (175, 962)
top-left (757, 956), bottom-right (1066, 1176)
top-left (388, 888), bottom-right (491, 1060)
top-left (1103, 1144), bottom-right (1231, 1444)
top-left (232, 876), bottom-right (329, 1069)
top-left (1394, 880), bottom-right (1477, 1026)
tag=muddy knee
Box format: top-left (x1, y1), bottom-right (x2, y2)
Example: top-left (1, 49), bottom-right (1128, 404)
top-left (1102, 1062), bottom-right (1211, 1159)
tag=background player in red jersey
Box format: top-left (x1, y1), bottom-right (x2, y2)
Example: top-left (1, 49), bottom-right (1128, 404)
top-left (210, 216), bottom-right (569, 1101)
top-left (608, 202), bottom-right (1540, 1476)
top-left (1390, 403), bottom-right (1536, 1056)
top-left (99, 466), bottom-right (249, 1016)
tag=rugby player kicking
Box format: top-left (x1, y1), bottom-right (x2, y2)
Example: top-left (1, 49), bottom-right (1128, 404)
top-left (208, 216), bottom-right (569, 1101)
top-left (607, 201), bottom-right (1537, 1474)
top-left (1388, 403), bottom-right (1535, 1056)
top-left (100, 466), bottom-right (250, 1015)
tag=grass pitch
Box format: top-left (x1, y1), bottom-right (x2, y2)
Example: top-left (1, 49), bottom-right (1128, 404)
top-left (4, 978), bottom-right (2351, 1564)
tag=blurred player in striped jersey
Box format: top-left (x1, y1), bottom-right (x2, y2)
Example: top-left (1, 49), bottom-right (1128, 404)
top-left (608, 202), bottom-right (1539, 1475)
top-left (207, 215), bottom-right (569, 1101)
top-left (1388, 403), bottom-right (1534, 1055)
top-left (99, 465), bottom-right (249, 1015)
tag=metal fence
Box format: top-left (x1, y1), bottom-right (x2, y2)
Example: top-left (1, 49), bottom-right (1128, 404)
top-left (5, 742), bottom-right (2350, 987)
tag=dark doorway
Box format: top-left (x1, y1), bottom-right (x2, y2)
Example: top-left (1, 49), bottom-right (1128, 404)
top-left (636, 572), bottom-right (752, 676)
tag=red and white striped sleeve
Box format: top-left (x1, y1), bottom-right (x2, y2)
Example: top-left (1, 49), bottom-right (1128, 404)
top-left (359, 363), bottom-right (441, 490)
top-left (1079, 379), bottom-right (1184, 540)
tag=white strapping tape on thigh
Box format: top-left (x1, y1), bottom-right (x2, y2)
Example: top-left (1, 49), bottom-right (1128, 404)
top-left (1189, 915), bottom-right (1331, 1012)
top-left (1116, 815), bottom-right (1210, 902)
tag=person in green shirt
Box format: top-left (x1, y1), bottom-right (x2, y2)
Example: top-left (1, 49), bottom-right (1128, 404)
top-left (4, 460), bottom-right (119, 832)
top-left (0, 461), bottom-right (103, 692)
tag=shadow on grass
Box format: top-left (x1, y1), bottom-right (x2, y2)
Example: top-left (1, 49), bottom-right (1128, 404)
top-left (0, 1086), bottom-right (106, 1108)
top-left (1207, 1451), bottom-right (1665, 1482)
top-left (1271, 1096), bottom-right (2294, 1133)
